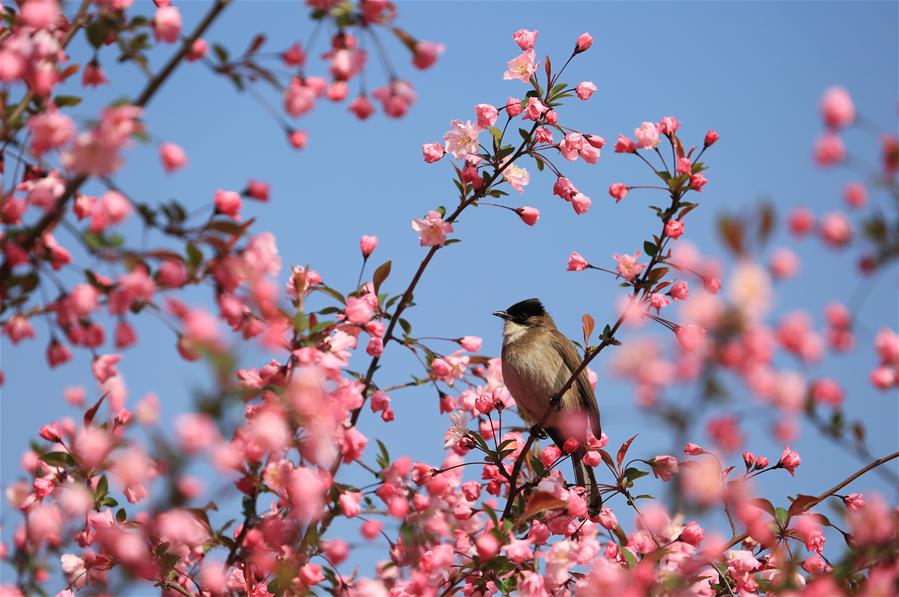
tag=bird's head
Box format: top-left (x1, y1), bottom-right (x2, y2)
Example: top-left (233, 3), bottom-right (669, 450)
top-left (493, 298), bottom-right (551, 339)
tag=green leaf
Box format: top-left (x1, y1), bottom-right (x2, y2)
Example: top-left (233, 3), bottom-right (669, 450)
top-left (53, 95), bottom-right (82, 108)
top-left (375, 439), bottom-right (390, 470)
top-left (293, 311), bottom-right (308, 333)
top-left (399, 318), bottom-right (412, 337)
top-left (96, 475), bottom-right (109, 497)
top-left (316, 285), bottom-right (346, 305)
top-left (643, 241), bottom-right (657, 257)
top-left (775, 507), bottom-right (789, 528)
top-left (86, 19), bottom-right (111, 49)
top-left (623, 467), bottom-right (649, 483)
top-left (213, 43), bottom-right (229, 63)
top-left (40, 451), bottom-right (76, 468)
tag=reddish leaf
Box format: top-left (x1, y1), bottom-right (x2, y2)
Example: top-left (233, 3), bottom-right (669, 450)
top-left (617, 434), bottom-right (638, 469)
top-left (788, 494), bottom-right (819, 518)
top-left (84, 392), bottom-right (109, 427)
top-left (581, 313), bottom-right (595, 346)
top-left (748, 498), bottom-right (776, 517)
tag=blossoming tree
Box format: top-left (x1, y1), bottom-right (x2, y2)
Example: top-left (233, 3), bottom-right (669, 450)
top-left (1, 1), bottom-right (897, 595)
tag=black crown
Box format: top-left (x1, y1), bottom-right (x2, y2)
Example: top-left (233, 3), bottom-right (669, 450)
top-left (505, 298), bottom-right (546, 322)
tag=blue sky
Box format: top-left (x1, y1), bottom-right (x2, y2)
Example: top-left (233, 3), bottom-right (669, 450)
top-left (2, 0), bottom-right (898, 587)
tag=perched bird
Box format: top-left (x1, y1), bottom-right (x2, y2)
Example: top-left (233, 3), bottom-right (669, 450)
top-left (494, 298), bottom-right (602, 511)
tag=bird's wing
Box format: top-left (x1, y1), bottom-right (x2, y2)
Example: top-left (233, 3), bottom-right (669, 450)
top-left (550, 330), bottom-right (602, 438)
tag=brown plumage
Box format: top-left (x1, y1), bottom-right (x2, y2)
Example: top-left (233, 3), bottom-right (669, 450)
top-left (494, 298), bottom-right (601, 512)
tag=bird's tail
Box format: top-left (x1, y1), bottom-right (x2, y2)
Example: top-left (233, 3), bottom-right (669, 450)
top-left (572, 451), bottom-right (601, 515)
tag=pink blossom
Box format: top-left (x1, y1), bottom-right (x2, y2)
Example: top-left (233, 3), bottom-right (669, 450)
top-left (81, 60), bottom-right (109, 87)
top-left (214, 189), bottom-right (242, 219)
top-left (842, 181), bottom-right (867, 208)
top-left (658, 116), bottom-right (680, 135)
top-left (459, 336), bottom-right (482, 352)
top-left (844, 493), bottom-right (865, 511)
top-left (523, 97), bottom-right (548, 121)
top-left (474, 103), bottom-right (498, 128)
top-left (819, 211), bottom-right (853, 246)
top-left (769, 248), bottom-right (799, 279)
top-left (159, 142), bottom-right (186, 172)
top-left (651, 455), bottom-right (679, 481)
top-left (502, 158), bottom-right (530, 192)
top-left (789, 207), bottom-right (815, 236)
top-left (89, 191), bottom-right (132, 232)
top-left (778, 446), bottom-right (801, 476)
top-left (28, 108), bottom-right (74, 156)
top-left (503, 50), bottom-right (538, 82)
top-left (576, 81), bottom-right (597, 100)
top-left (499, 99), bottom-right (522, 121)
top-left (412, 41), bottom-right (444, 70)
top-left (421, 141), bottom-right (445, 163)
top-left (516, 206), bottom-right (539, 226)
top-left (684, 443), bottom-right (703, 455)
top-left (245, 179), bottom-right (270, 201)
top-left (874, 328), bottom-right (899, 364)
top-left (670, 280), bottom-right (689, 300)
top-left (153, 6), bottom-right (182, 43)
top-left (512, 28), bottom-right (538, 50)
top-left (634, 122), bottom-right (660, 149)
top-left (690, 173), bottom-right (708, 191)
top-left (443, 120), bottom-right (481, 159)
top-left (187, 38), bottom-right (208, 61)
top-left (158, 259), bottom-right (188, 287)
top-left (349, 94), bottom-right (375, 120)
top-left (568, 251), bottom-right (589, 271)
top-left (372, 79), bottom-right (416, 118)
top-left (360, 519), bottom-right (381, 540)
top-left (4, 315), bottom-right (35, 344)
top-left (360, 235), bottom-right (378, 257)
top-left (814, 133), bottom-right (845, 166)
top-left (609, 183), bottom-right (628, 203)
top-left (665, 219), bottom-right (685, 239)
top-left (476, 533), bottom-right (500, 559)
top-left (676, 325), bottom-right (706, 352)
top-left (649, 293), bottom-right (671, 313)
top-left (613, 250), bottom-right (644, 280)
top-left (92, 354), bottom-right (121, 384)
top-left (680, 520), bottom-right (704, 546)
top-left (20, 0), bottom-right (60, 28)
top-left (820, 86), bottom-right (855, 128)
top-left (575, 32), bottom-right (593, 52)
top-left (870, 367), bottom-right (896, 389)
top-left (344, 296), bottom-right (374, 325)
top-left (288, 129), bottom-right (308, 149)
top-left (412, 210), bottom-right (453, 247)
top-left (704, 130), bottom-right (720, 146)
top-left (615, 134), bottom-right (636, 153)
top-left (571, 193), bottom-right (592, 214)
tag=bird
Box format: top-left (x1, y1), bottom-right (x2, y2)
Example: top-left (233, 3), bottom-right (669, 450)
top-left (494, 298), bottom-right (602, 512)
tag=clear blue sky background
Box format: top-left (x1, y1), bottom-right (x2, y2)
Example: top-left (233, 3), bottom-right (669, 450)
top-left (2, 1), bottom-right (898, 589)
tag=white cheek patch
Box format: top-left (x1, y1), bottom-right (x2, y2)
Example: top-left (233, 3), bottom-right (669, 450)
top-left (503, 321), bottom-right (528, 344)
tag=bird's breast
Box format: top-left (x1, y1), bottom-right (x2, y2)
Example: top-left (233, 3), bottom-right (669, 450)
top-left (501, 339), bottom-right (570, 426)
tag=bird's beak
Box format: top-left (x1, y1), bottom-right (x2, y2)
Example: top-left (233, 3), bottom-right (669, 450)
top-left (492, 311), bottom-right (510, 320)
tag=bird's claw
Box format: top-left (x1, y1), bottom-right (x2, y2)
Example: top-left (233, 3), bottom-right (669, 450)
top-left (529, 424), bottom-right (546, 439)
